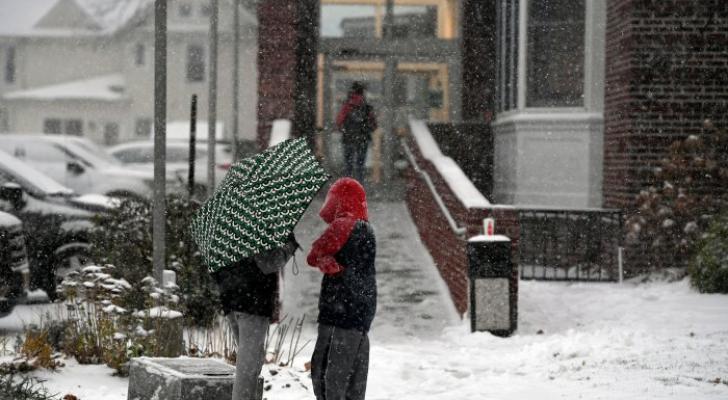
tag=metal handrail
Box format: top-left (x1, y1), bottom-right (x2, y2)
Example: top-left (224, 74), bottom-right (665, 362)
top-left (401, 139), bottom-right (467, 238)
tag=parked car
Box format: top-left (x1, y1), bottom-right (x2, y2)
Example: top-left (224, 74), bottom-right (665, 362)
top-left (0, 134), bottom-right (183, 200)
top-left (0, 211), bottom-right (29, 317)
top-left (107, 140), bottom-right (234, 195)
top-left (0, 150), bottom-right (116, 300)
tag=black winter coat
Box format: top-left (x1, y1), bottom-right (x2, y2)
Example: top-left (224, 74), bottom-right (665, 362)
top-left (317, 220), bottom-right (377, 333)
top-left (212, 237), bottom-right (297, 319)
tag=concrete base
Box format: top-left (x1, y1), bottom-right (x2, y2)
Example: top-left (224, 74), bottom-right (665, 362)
top-left (127, 358), bottom-right (235, 400)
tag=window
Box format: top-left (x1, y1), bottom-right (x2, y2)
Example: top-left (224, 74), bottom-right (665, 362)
top-left (496, 0), bottom-right (519, 112)
top-left (19, 142), bottom-right (69, 163)
top-left (43, 119), bottom-right (62, 134)
top-left (135, 43), bottom-right (145, 66)
top-left (186, 45), bottom-right (205, 82)
top-left (180, 3), bottom-right (192, 17)
top-left (135, 118), bottom-right (153, 137)
top-left (65, 120), bottom-right (83, 136)
top-left (526, 0), bottom-right (585, 107)
top-left (113, 147), bottom-right (154, 164)
top-left (201, 3), bottom-right (212, 17)
top-left (5, 46), bottom-right (15, 84)
top-left (104, 123), bottom-right (120, 146)
top-left (391, 6), bottom-right (438, 39)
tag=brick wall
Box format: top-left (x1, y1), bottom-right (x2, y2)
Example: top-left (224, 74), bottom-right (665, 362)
top-left (603, 0), bottom-right (728, 210)
top-left (403, 133), bottom-right (519, 316)
top-left (257, 0), bottom-right (318, 149)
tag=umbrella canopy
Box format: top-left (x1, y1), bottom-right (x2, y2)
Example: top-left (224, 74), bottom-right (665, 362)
top-left (191, 137), bottom-right (329, 272)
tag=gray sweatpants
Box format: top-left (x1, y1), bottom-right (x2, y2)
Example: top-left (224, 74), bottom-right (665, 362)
top-left (311, 324), bottom-right (370, 400)
top-left (228, 312), bottom-right (268, 400)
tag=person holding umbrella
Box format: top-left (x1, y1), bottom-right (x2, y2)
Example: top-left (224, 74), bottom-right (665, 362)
top-left (212, 236), bottom-right (298, 399)
top-left (191, 138), bottom-right (330, 400)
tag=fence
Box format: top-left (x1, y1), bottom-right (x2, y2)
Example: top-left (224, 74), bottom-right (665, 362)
top-left (518, 208), bottom-right (624, 281)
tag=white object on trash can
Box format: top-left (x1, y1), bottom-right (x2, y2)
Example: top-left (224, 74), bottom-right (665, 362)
top-left (483, 218), bottom-right (495, 236)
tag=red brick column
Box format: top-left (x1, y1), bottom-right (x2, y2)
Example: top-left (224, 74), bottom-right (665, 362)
top-left (257, 0), bottom-right (319, 149)
top-left (603, 0), bottom-right (728, 209)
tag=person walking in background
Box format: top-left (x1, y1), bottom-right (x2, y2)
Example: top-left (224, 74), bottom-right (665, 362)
top-left (307, 178), bottom-right (377, 400)
top-left (336, 82), bottom-right (378, 183)
top-left (212, 236), bottom-right (298, 400)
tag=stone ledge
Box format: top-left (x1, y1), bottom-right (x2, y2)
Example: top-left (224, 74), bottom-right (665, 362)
top-left (127, 358), bottom-right (236, 400)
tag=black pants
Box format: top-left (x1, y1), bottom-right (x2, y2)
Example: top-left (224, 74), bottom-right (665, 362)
top-left (311, 324), bottom-right (369, 400)
top-left (343, 139), bottom-right (369, 183)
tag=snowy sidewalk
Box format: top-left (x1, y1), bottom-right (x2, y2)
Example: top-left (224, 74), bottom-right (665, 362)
top-left (5, 199), bottom-right (728, 399)
top-left (284, 199), bottom-right (460, 340)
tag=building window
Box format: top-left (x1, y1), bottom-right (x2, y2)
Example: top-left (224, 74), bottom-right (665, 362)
top-left (186, 45), bottom-right (205, 82)
top-left (201, 4), bottom-right (212, 17)
top-left (65, 119), bottom-right (83, 136)
top-left (104, 123), bottom-right (120, 145)
top-left (496, 0), bottom-right (519, 113)
top-left (526, 0), bottom-right (585, 107)
top-left (5, 46), bottom-right (15, 84)
top-left (135, 43), bottom-right (145, 66)
top-left (179, 3), bottom-right (192, 17)
top-left (43, 119), bottom-right (62, 134)
top-left (135, 118), bottom-right (153, 137)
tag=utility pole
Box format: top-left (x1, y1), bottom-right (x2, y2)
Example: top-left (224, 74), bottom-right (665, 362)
top-left (381, 0), bottom-right (397, 182)
top-left (232, 0), bottom-right (240, 161)
top-left (152, 0), bottom-right (167, 283)
top-left (207, 0), bottom-right (219, 197)
top-left (188, 94), bottom-right (198, 198)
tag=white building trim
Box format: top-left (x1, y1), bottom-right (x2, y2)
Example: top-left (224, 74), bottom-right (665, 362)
top-left (493, 0), bottom-right (606, 209)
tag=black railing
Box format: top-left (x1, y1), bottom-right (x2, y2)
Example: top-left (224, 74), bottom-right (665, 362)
top-left (518, 208), bottom-right (624, 281)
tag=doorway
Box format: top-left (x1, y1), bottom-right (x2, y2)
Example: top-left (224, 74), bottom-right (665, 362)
top-left (317, 0), bottom-right (462, 185)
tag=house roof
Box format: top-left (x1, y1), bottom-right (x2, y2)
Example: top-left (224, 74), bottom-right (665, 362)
top-left (3, 74), bottom-right (127, 101)
top-left (0, 0), bottom-right (58, 37)
top-left (0, 0), bottom-right (255, 38)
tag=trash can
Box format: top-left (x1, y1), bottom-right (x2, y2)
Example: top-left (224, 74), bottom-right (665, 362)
top-left (467, 234), bottom-right (517, 336)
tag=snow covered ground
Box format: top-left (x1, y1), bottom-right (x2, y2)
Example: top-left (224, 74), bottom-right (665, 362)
top-left (2, 201), bottom-right (727, 399)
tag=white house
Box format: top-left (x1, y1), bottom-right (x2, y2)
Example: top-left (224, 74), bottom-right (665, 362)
top-left (0, 0), bottom-right (258, 145)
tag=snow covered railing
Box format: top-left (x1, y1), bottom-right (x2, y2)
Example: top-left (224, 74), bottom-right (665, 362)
top-left (268, 119), bottom-right (292, 148)
top-left (401, 119), bottom-right (520, 315)
top-left (408, 119), bottom-right (491, 209)
top-left (401, 139), bottom-right (467, 238)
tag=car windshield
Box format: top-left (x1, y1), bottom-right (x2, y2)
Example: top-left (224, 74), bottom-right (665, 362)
top-left (59, 139), bottom-right (120, 168)
top-left (67, 137), bottom-right (121, 165)
top-left (0, 149), bottom-right (74, 197)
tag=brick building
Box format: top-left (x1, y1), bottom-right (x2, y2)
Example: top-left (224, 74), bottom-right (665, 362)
top-left (257, 0), bottom-right (728, 211)
top-left (256, 0), bottom-right (728, 310)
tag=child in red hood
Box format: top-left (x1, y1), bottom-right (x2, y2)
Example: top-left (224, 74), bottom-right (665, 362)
top-left (307, 178), bottom-right (377, 400)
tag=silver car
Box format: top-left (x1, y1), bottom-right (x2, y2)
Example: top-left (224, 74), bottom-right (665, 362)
top-left (0, 134), bottom-right (182, 200)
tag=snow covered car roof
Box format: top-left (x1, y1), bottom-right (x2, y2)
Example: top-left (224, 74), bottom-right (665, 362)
top-left (0, 149), bottom-right (74, 197)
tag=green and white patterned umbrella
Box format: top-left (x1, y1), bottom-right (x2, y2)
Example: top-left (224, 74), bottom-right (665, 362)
top-left (191, 138), bottom-right (329, 272)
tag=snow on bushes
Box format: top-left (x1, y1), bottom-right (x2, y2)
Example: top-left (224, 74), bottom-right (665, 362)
top-left (58, 265), bottom-right (184, 376)
top-left (89, 195), bottom-right (220, 326)
top-left (627, 121), bottom-right (728, 273)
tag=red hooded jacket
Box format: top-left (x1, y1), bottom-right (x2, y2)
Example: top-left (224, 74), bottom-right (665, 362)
top-left (307, 177), bottom-right (377, 332)
top-left (307, 178), bottom-right (369, 274)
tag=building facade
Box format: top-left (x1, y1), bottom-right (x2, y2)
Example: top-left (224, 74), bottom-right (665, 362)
top-left (0, 0), bottom-right (258, 146)
top-left (265, 0), bottom-right (727, 212)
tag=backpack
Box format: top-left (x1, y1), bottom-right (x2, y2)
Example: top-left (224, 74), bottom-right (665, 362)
top-left (343, 103), bottom-right (373, 142)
